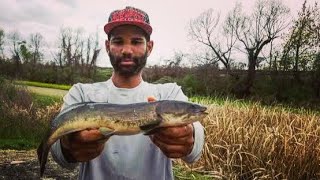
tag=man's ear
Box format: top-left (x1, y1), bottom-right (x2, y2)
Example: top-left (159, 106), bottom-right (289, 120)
top-left (105, 40), bottom-right (110, 54)
top-left (146, 40), bottom-right (154, 57)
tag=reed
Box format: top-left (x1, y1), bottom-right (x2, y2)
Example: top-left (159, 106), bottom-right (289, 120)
top-left (179, 99), bottom-right (320, 179)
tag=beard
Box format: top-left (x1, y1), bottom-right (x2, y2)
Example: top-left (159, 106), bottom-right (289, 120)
top-left (108, 51), bottom-right (148, 76)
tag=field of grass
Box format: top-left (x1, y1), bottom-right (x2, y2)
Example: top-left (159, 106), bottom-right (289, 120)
top-left (0, 139), bottom-right (38, 150)
top-left (2, 79), bottom-right (320, 179)
top-left (27, 86), bottom-right (68, 97)
top-left (15, 80), bottom-right (72, 90)
top-left (0, 79), bottom-right (62, 150)
top-left (179, 97), bottom-right (320, 179)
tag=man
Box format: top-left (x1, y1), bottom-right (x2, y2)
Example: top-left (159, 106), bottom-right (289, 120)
top-left (51, 6), bottom-right (204, 180)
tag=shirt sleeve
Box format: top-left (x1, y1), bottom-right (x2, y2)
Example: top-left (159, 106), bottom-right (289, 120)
top-left (182, 121), bottom-right (204, 163)
top-left (50, 84), bottom-right (84, 169)
top-left (162, 83), bottom-right (205, 163)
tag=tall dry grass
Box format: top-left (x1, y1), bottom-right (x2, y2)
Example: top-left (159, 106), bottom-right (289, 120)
top-left (180, 100), bottom-right (320, 180)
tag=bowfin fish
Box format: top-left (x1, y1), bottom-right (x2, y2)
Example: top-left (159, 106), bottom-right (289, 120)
top-left (37, 100), bottom-right (208, 177)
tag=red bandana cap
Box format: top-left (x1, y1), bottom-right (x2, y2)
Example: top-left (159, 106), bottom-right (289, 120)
top-left (104, 6), bottom-right (152, 36)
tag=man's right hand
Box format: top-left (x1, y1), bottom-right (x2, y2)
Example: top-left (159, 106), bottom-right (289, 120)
top-left (60, 128), bottom-right (109, 162)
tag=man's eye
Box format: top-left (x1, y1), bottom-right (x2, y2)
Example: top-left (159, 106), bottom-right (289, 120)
top-left (132, 40), bottom-right (143, 45)
top-left (112, 40), bottom-right (123, 45)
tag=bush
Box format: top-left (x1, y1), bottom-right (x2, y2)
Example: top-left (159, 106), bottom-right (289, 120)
top-left (153, 76), bottom-right (176, 84)
top-left (0, 77), bottom-right (61, 148)
top-left (178, 74), bottom-right (200, 96)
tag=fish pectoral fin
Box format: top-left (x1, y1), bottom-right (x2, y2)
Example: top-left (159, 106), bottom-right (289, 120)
top-left (139, 119), bottom-right (161, 132)
top-left (143, 127), bottom-right (160, 135)
top-left (99, 127), bottom-right (115, 137)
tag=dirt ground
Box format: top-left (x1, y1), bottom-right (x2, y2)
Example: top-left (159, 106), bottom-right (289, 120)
top-left (0, 150), bottom-right (79, 180)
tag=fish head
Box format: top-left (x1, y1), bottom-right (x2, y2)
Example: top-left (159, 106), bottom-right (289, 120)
top-left (156, 100), bottom-right (208, 126)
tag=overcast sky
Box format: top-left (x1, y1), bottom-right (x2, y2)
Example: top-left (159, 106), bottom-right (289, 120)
top-left (0, 0), bottom-right (315, 67)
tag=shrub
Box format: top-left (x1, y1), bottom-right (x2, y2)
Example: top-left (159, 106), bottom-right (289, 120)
top-left (153, 76), bottom-right (176, 84)
top-left (0, 77), bottom-right (61, 147)
top-left (178, 74), bottom-right (200, 96)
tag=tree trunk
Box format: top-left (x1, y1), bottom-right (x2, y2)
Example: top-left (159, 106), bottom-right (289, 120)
top-left (294, 44), bottom-right (301, 82)
top-left (243, 51), bottom-right (257, 97)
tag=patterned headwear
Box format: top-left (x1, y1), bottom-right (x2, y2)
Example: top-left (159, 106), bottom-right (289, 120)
top-left (104, 6), bottom-right (152, 35)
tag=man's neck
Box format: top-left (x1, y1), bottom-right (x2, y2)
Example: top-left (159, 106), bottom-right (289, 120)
top-left (111, 72), bottom-right (143, 88)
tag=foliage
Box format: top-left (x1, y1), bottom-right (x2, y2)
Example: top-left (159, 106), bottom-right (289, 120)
top-left (0, 77), bottom-right (62, 148)
top-left (173, 165), bottom-right (213, 180)
top-left (93, 67), bottom-right (113, 82)
top-left (1, 76), bottom-right (320, 179)
top-left (178, 74), bottom-right (200, 96)
top-left (226, 0), bottom-right (290, 97)
top-left (31, 93), bottom-right (62, 108)
top-left (153, 76), bottom-right (176, 84)
top-left (144, 65), bottom-right (320, 109)
top-left (0, 139), bottom-right (38, 150)
top-left (281, 0), bottom-right (320, 78)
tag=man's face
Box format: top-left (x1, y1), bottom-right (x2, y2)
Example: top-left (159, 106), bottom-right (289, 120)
top-left (106, 25), bottom-right (153, 76)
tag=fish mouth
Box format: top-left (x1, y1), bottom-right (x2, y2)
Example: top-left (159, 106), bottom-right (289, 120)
top-left (192, 106), bottom-right (208, 115)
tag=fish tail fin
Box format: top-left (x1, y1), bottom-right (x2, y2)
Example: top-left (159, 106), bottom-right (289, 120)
top-left (37, 135), bottom-right (51, 177)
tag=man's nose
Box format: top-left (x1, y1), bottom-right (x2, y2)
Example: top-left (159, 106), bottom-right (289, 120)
top-left (121, 44), bottom-right (133, 55)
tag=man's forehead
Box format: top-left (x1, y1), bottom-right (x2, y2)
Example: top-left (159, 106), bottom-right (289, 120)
top-left (109, 25), bottom-right (147, 37)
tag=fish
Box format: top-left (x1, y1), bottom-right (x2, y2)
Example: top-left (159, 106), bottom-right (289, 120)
top-left (37, 100), bottom-right (208, 177)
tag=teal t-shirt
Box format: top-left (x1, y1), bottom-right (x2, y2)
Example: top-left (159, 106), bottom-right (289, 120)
top-left (51, 79), bottom-right (204, 180)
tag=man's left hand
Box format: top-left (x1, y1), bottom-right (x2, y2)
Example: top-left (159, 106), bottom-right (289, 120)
top-left (150, 124), bottom-right (194, 158)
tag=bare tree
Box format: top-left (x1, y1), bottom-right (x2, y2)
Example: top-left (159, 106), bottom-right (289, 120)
top-left (54, 27), bottom-right (83, 82)
top-left (164, 51), bottom-right (187, 67)
top-left (30, 33), bottom-right (43, 65)
top-left (8, 31), bottom-right (24, 77)
top-left (0, 28), bottom-right (4, 59)
top-left (85, 32), bottom-right (100, 77)
top-left (55, 27), bottom-right (100, 81)
top-left (226, 0), bottom-right (290, 96)
top-left (191, 48), bottom-right (220, 66)
top-left (188, 9), bottom-right (237, 74)
top-left (26, 33), bottom-right (44, 79)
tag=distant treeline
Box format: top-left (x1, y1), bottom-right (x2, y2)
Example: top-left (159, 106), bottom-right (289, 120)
top-left (143, 64), bottom-right (320, 108)
top-left (1, 60), bottom-right (320, 110)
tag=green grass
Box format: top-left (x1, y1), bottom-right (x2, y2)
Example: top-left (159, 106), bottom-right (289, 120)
top-left (0, 139), bottom-right (39, 150)
top-left (94, 67), bottom-right (113, 81)
top-left (0, 81), bottom-right (61, 150)
top-left (15, 80), bottom-right (72, 90)
top-left (173, 166), bottom-right (214, 180)
top-left (31, 93), bottom-right (63, 107)
top-left (191, 95), bottom-right (320, 115)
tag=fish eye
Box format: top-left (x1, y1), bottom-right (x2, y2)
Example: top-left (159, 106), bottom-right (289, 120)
top-left (88, 104), bottom-right (95, 109)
